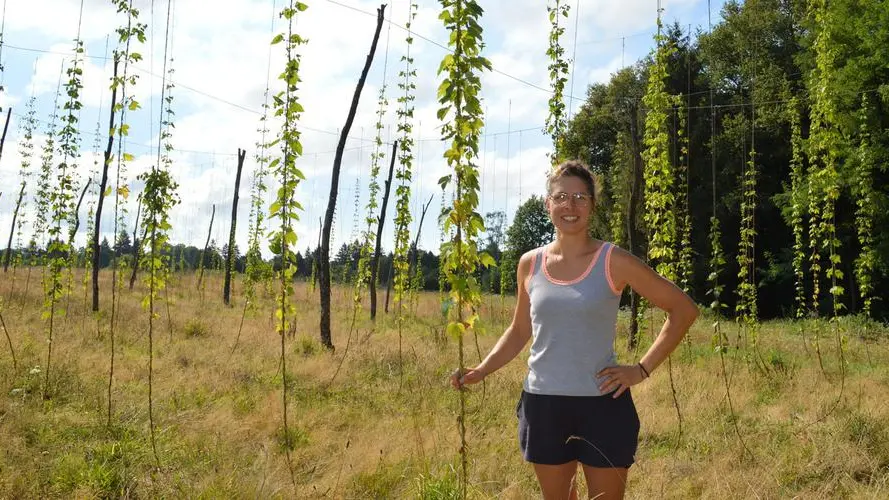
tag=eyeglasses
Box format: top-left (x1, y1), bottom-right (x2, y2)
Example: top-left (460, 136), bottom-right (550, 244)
top-left (549, 192), bottom-right (593, 207)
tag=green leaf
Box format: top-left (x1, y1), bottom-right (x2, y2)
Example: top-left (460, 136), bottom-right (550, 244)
top-left (479, 252), bottom-right (496, 268)
top-left (446, 321), bottom-right (465, 339)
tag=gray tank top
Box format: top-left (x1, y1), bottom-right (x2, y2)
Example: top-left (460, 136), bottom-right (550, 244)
top-left (523, 241), bottom-right (623, 396)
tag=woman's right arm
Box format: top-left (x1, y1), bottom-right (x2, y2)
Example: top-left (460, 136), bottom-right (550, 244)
top-left (451, 250), bottom-right (534, 388)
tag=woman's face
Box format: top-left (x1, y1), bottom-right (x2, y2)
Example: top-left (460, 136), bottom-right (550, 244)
top-left (545, 175), bottom-right (594, 236)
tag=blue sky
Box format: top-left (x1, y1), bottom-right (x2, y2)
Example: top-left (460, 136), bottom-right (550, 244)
top-left (0, 0), bottom-right (727, 257)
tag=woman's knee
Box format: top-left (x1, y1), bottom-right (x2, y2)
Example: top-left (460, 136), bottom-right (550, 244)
top-left (533, 462), bottom-right (579, 500)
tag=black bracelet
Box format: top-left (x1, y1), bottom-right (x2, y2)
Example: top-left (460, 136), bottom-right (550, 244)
top-left (638, 362), bottom-right (650, 379)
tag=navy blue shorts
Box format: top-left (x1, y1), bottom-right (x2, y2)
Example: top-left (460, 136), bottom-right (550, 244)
top-left (516, 389), bottom-right (640, 468)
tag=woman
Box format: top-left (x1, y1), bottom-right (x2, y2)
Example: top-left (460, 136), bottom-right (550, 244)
top-left (451, 160), bottom-right (699, 499)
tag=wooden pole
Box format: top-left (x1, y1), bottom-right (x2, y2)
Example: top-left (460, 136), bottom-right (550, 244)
top-left (92, 57), bottom-right (120, 312)
top-left (319, 4), bottom-right (387, 350)
top-left (224, 149), bottom-right (246, 305)
top-left (3, 183), bottom-right (26, 272)
top-left (197, 204), bottom-right (216, 291)
top-left (0, 108), bottom-right (12, 165)
top-left (369, 140), bottom-right (398, 320)
top-left (128, 196), bottom-right (143, 290)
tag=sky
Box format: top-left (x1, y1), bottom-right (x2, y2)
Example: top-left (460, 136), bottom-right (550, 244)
top-left (0, 0), bottom-right (728, 258)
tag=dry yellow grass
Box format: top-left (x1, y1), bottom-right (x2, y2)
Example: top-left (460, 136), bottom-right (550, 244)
top-left (0, 267), bottom-right (887, 498)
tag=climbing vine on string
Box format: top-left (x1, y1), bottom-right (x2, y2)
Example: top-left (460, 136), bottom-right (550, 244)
top-left (853, 95), bottom-right (877, 326)
top-left (32, 75), bottom-right (65, 274)
top-left (43, 0), bottom-right (86, 399)
top-left (642, 24), bottom-right (676, 281)
top-left (4, 96), bottom-right (37, 274)
top-left (544, 0), bottom-right (570, 158)
top-left (807, 0), bottom-right (844, 378)
top-left (267, 0), bottom-right (308, 484)
top-left (355, 60), bottom-right (390, 316)
top-left (735, 104), bottom-right (760, 370)
top-left (135, 0), bottom-right (176, 465)
top-left (106, 0), bottom-right (146, 425)
top-left (234, 86), bottom-right (273, 353)
top-left (437, 0), bottom-right (492, 496)
top-left (640, 9), bottom-right (682, 444)
top-left (674, 99), bottom-right (693, 292)
top-left (787, 95), bottom-right (807, 325)
top-left (393, 1), bottom-right (418, 371)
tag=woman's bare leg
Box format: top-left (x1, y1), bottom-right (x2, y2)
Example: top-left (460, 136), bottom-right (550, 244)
top-left (580, 465), bottom-right (628, 499)
top-left (533, 461), bottom-right (580, 500)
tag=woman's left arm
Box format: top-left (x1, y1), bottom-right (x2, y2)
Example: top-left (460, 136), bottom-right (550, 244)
top-left (597, 246), bottom-right (699, 397)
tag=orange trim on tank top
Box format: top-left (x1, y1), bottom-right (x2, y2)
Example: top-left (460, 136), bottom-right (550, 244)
top-left (541, 242), bottom-right (605, 286)
top-left (604, 244), bottom-right (622, 295)
top-left (523, 250), bottom-right (538, 291)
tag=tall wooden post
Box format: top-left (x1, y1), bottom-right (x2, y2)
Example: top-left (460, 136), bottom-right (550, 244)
top-left (224, 149), bottom-right (246, 305)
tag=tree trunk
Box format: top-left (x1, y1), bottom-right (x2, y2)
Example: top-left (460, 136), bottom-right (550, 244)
top-left (92, 58), bottom-right (121, 312)
top-left (626, 104), bottom-right (645, 350)
top-left (128, 197), bottom-right (143, 290)
top-left (0, 107), bottom-right (11, 263)
top-left (69, 179), bottom-right (92, 245)
top-left (224, 149), bottom-right (246, 305)
top-left (0, 108), bottom-right (12, 165)
top-left (370, 140), bottom-right (398, 320)
top-left (385, 250), bottom-right (395, 314)
top-left (408, 194), bottom-right (435, 284)
top-left (311, 216), bottom-right (321, 291)
top-left (4, 183), bottom-right (26, 272)
top-left (319, 4), bottom-right (386, 350)
top-left (197, 204), bottom-right (215, 291)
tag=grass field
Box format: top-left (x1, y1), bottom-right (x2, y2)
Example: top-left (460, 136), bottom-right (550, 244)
top-left (0, 268), bottom-right (887, 498)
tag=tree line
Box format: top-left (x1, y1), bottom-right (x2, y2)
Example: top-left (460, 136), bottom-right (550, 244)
top-left (551, 0), bottom-right (888, 321)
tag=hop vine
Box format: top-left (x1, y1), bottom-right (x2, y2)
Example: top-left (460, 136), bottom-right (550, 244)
top-left (106, 0), bottom-right (146, 426)
top-left (675, 99), bottom-right (693, 292)
top-left (355, 82), bottom-right (389, 308)
top-left (641, 19), bottom-right (676, 281)
top-left (267, 0), bottom-right (308, 482)
top-left (4, 96), bottom-right (37, 273)
top-left (392, 1), bottom-right (418, 366)
top-left (135, 0), bottom-right (176, 464)
top-left (787, 95), bottom-right (807, 322)
top-left (544, 0), bottom-right (570, 158)
top-left (640, 10), bottom-right (683, 444)
top-left (853, 95), bottom-right (876, 321)
top-left (244, 89), bottom-right (273, 314)
top-left (808, 0), bottom-right (845, 372)
top-left (436, 0), bottom-right (492, 496)
top-left (43, 4), bottom-right (86, 399)
top-left (32, 79), bottom-right (64, 259)
top-left (735, 107), bottom-right (759, 367)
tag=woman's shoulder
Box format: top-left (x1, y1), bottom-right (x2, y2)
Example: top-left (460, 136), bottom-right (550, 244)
top-left (517, 246), bottom-right (546, 273)
top-left (520, 245), bottom-right (546, 261)
top-left (603, 243), bottom-right (640, 263)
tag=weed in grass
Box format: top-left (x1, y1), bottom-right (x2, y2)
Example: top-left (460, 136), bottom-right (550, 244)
top-left (347, 460), bottom-right (409, 499)
top-left (766, 348), bottom-right (795, 376)
top-left (276, 425), bottom-right (309, 452)
top-left (415, 463), bottom-right (461, 499)
top-left (183, 319), bottom-right (209, 338)
top-left (755, 376), bottom-right (782, 405)
top-left (296, 335), bottom-right (322, 357)
top-left (847, 411), bottom-right (889, 463)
